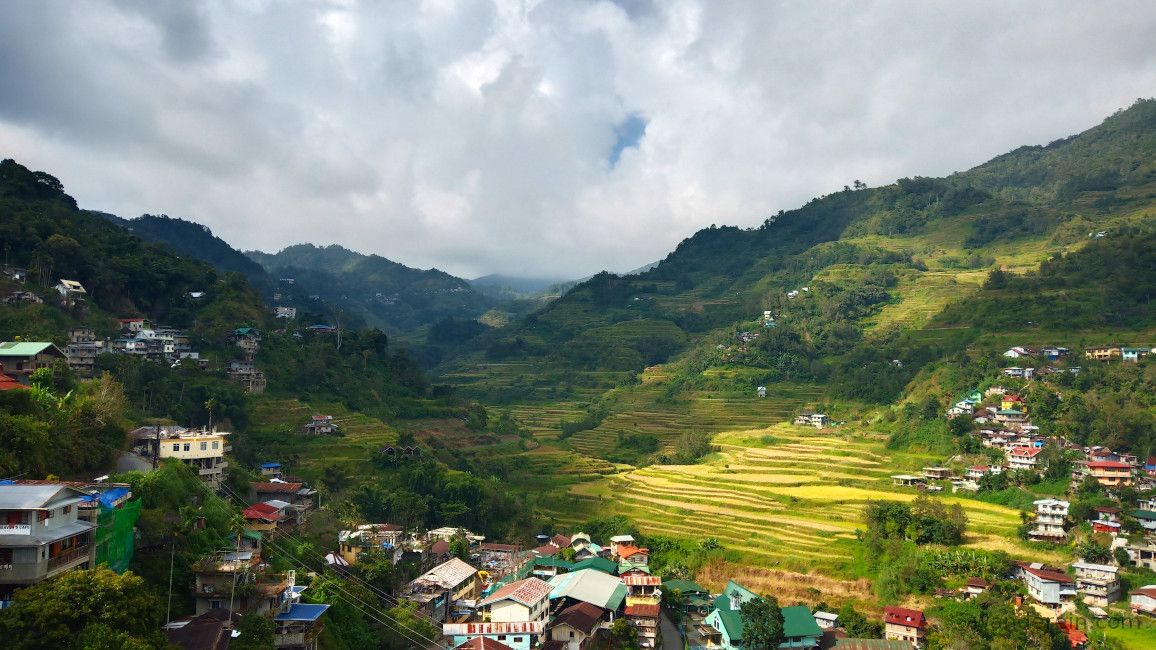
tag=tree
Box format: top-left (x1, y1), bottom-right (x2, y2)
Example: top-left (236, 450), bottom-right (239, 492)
top-left (609, 617), bottom-right (640, 650)
top-left (739, 595), bottom-right (785, 649)
top-left (449, 534), bottom-right (470, 560)
top-left (231, 613), bottom-right (275, 650)
top-left (838, 602), bottom-right (883, 638)
top-left (0, 568), bottom-right (166, 649)
top-left (1075, 539), bottom-right (1112, 564)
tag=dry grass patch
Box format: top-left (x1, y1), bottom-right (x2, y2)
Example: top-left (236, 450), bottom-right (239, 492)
top-left (697, 558), bottom-right (871, 603)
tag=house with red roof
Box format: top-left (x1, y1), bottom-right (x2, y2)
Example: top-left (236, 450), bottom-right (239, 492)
top-left (0, 364), bottom-right (26, 391)
top-left (1006, 445), bottom-right (1043, 471)
top-left (1131, 585), bottom-right (1156, 616)
top-left (243, 502), bottom-right (285, 532)
top-left (1085, 460), bottom-right (1133, 488)
top-left (1015, 562), bottom-right (1077, 609)
top-left (883, 607), bottom-right (927, 648)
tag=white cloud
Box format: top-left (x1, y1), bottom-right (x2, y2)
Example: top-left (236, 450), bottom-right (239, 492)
top-left (1, 1), bottom-right (1155, 278)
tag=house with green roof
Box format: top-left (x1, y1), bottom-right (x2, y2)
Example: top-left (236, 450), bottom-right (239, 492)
top-left (662, 578), bottom-right (711, 615)
top-left (0, 341), bottom-right (66, 380)
top-left (700, 581), bottom-right (821, 649)
top-left (570, 556), bottom-right (616, 575)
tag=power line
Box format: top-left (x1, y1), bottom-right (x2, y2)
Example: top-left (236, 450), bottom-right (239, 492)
top-left (190, 480), bottom-right (441, 648)
top-left (217, 482), bottom-right (440, 623)
top-left (210, 486), bottom-right (442, 648)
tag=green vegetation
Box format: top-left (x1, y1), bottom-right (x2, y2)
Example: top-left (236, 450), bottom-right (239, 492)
top-left (0, 567), bottom-right (168, 650)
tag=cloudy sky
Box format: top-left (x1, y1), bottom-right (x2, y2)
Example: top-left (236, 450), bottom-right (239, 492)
top-left (2, 1), bottom-right (1156, 279)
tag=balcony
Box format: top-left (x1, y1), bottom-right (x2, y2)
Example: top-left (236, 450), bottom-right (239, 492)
top-left (47, 545), bottom-right (91, 573)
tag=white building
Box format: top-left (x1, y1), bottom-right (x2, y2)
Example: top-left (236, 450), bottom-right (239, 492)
top-left (1072, 562), bottom-right (1121, 607)
top-left (1028, 499), bottom-right (1069, 542)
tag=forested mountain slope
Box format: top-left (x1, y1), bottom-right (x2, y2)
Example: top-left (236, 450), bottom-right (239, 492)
top-left (247, 243), bottom-right (497, 331)
top-left (440, 99), bottom-right (1156, 404)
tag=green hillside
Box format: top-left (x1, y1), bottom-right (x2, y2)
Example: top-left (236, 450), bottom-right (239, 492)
top-left (247, 243), bottom-right (497, 332)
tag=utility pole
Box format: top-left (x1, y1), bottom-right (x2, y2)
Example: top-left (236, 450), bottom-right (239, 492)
top-left (153, 422), bottom-right (160, 470)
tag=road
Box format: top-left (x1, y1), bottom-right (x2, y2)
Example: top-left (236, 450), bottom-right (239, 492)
top-left (660, 611), bottom-right (684, 650)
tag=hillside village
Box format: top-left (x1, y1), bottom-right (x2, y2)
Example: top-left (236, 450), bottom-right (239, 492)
top-left (4, 327), bottom-right (1156, 649)
top-left (2, 96), bottom-right (1156, 650)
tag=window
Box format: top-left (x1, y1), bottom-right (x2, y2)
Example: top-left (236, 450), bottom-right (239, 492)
top-left (210, 600), bottom-right (222, 609)
top-left (183, 443), bottom-right (190, 452)
top-left (212, 441), bottom-right (219, 449)
top-left (172, 444), bottom-right (180, 452)
top-left (570, 632), bottom-right (575, 638)
top-left (200, 442), bottom-right (208, 451)
top-left (62, 505), bottom-right (71, 515)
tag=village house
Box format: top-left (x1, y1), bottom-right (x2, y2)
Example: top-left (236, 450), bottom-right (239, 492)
top-left (260, 462), bottom-right (283, 478)
top-left (545, 601), bottom-right (604, 650)
top-left (337, 523), bottom-right (405, 565)
top-left (623, 574), bottom-right (662, 649)
top-left (792, 412), bottom-right (829, 428)
top-left (1091, 507), bottom-right (1121, 535)
top-left (250, 481), bottom-right (317, 523)
top-left (275, 306), bottom-right (298, 319)
top-left (444, 622), bottom-right (544, 650)
top-left (227, 360), bottom-right (267, 394)
top-left (231, 327), bottom-right (262, 358)
top-left (3, 290), bottom-right (43, 305)
top-left (1132, 585), bottom-right (1156, 616)
top-left (994, 408), bottom-right (1028, 426)
top-left (701, 580), bottom-right (821, 650)
top-left (272, 582), bottom-right (330, 650)
top-left (162, 609), bottom-right (238, 649)
top-left (1006, 446), bottom-right (1043, 472)
top-left (812, 611), bottom-right (839, 630)
top-left (304, 415), bottom-right (339, 435)
top-left (608, 534), bottom-right (635, 557)
top-left (616, 544), bottom-right (650, 572)
top-left (0, 483), bottom-right (97, 607)
top-left (1127, 539), bottom-right (1156, 571)
top-left (922, 467), bottom-right (952, 481)
top-left (405, 557), bottom-right (480, 622)
top-left (1121, 347), bottom-right (1149, 363)
top-left (1072, 562), bottom-right (1121, 607)
top-left (1015, 562), bottom-right (1077, 610)
top-left (1028, 499), bottom-right (1069, 542)
top-left (480, 577), bottom-right (554, 625)
top-left (1085, 346), bottom-right (1121, 361)
top-left (662, 578), bottom-right (712, 616)
top-left (547, 569), bottom-right (627, 614)
top-left (191, 550), bottom-right (292, 615)
top-left (883, 606), bottom-right (927, 649)
top-left (132, 428), bottom-right (231, 489)
top-left (0, 341), bottom-right (67, 381)
top-left (962, 577), bottom-right (992, 600)
top-left (1132, 509), bottom-right (1156, 533)
top-left (1042, 347), bottom-right (1070, 360)
top-left (1003, 346), bottom-right (1035, 358)
top-left (54, 279), bottom-right (86, 304)
top-left (1085, 460), bottom-right (1133, 488)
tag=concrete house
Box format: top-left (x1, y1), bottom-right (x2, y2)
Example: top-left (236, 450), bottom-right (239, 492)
top-left (1028, 499), bottom-right (1069, 542)
top-left (0, 484), bottom-right (96, 607)
top-left (1131, 585), bottom-right (1156, 616)
top-left (479, 577), bottom-right (553, 624)
top-left (405, 557), bottom-right (480, 622)
top-left (1072, 562), bottom-right (1121, 607)
top-left (883, 606), bottom-right (927, 649)
top-left (1016, 562), bottom-right (1077, 610)
top-left (1085, 461), bottom-right (1133, 488)
top-left (1006, 446), bottom-right (1043, 472)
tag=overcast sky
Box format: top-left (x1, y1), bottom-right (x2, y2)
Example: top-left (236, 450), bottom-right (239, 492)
top-left (2, 1), bottom-right (1155, 279)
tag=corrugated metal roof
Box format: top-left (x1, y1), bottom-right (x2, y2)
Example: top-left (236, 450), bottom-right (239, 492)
top-left (443, 621), bottom-right (545, 635)
top-left (0, 484), bottom-right (90, 510)
top-left (548, 569), bottom-right (627, 610)
top-left (0, 341), bottom-right (62, 356)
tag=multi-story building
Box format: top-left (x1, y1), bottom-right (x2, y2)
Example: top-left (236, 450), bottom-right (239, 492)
top-left (1085, 346), bottom-right (1121, 362)
top-left (1085, 461), bottom-right (1133, 488)
top-left (0, 484), bottom-right (96, 606)
top-left (192, 550), bottom-right (291, 615)
top-left (1072, 562), bottom-right (1121, 607)
top-left (1016, 562), bottom-right (1077, 610)
top-left (65, 329), bottom-right (106, 377)
top-left (1029, 499), bottom-right (1069, 542)
top-left (228, 361), bottom-right (267, 394)
top-left (132, 428), bottom-right (231, 489)
top-left (1006, 446), bottom-right (1043, 471)
top-left (883, 607), bottom-right (927, 649)
top-left (337, 523), bottom-right (405, 565)
top-left (623, 574), bottom-right (662, 649)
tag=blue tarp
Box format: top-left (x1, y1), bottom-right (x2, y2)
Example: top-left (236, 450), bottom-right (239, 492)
top-left (97, 487), bottom-right (131, 508)
top-left (260, 462), bottom-right (282, 469)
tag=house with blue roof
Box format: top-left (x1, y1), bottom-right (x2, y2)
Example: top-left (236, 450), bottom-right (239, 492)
top-left (273, 580), bottom-right (330, 650)
top-left (260, 462), bottom-right (283, 478)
